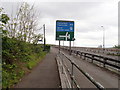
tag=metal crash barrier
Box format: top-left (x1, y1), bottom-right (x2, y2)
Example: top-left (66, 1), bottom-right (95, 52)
top-left (58, 51), bottom-right (104, 90)
top-left (61, 47), bottom-right (120, 71)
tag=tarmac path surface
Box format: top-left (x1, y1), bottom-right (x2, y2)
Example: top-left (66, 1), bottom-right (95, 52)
top-left (15, 47), bottom-right (60, 88)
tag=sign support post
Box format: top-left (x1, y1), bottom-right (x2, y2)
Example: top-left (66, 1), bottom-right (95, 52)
top-left (56, 20), bottom-right (75, 54)
top-left (59, 40), bottom-right (60, 53)
top-left (69, 41), bottom-right (71, 55)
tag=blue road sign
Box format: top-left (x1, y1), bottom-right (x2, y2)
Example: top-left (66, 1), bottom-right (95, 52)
top-left (56, 21), bottom-right (74, 32)
top-left (56, 20), bottom-right (74, 41)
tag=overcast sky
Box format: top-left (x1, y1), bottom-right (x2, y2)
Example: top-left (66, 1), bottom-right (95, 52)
top-left (1, 0), bottom-right (119, 47)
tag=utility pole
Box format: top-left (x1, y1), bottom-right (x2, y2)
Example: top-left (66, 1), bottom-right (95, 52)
top-left (43, 24), bottom-right (46, 51)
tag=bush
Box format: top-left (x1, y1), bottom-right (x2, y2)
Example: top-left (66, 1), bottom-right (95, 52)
top-left (45, 44), bottom-right (50, 52)
top-left (2, 37), bottom-right (50, 88)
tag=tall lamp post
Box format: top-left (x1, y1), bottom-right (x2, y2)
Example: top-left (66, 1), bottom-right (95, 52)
top-left (43, 24), bottom-right (46, 51)
top-left (101, 26), bottom-right (105, 53)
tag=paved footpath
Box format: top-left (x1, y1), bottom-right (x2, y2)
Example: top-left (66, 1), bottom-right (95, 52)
top-left (15, 47), bottom-right (60, 88)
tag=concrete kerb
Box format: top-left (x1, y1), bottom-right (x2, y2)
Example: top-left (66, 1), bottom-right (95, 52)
top-left (55, 54), bottom-right (71, 89)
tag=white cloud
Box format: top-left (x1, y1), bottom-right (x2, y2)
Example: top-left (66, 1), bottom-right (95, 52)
top-left (1, 0), bottom-right (118, 47)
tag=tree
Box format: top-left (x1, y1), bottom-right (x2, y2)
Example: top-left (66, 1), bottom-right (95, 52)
top-left (32, 34), bottom-right (43, 45)
top-left (16, 2), bottom-right (40, 43)
top-left (0, 14), bottom-right (9, 24)
top-left (0, 8), bottom-right (10, 37)
top-left (113, 45), bottom-right (120, 49)
top-left (1, 2), bottom-right (42, 43)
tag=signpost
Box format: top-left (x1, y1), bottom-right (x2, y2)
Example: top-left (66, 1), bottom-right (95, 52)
top-left (56, 20), bottom-right (75, 55)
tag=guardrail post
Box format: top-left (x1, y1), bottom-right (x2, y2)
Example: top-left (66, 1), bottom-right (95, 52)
top-left (62, 55), bottom-right (64, 74)
top-left (92, 55), bottom-right (94, 63)
top-left (76, 51), bottom-right (78, 56)
top-left (80, 53), bottom-right (82, 58)
top-left (103, 58), bottom-right (106, 68)
top-left (84, 53), bottom-right (86, 60)
top-left (71, 61), bottom-right (74, 89)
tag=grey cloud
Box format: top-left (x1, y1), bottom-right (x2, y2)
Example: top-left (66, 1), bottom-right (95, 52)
top-left (1, 1), bottom-right (118, 47)
top-left (36, 2), bottom-right (102, 19)
top-left (1, 2), bottom-right (23, 17)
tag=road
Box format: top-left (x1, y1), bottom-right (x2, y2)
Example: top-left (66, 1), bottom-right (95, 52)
top-left (58, 47), bottom-right (119, 88)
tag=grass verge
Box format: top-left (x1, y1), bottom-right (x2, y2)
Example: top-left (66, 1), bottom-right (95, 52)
top-left (2, 37), bottom-right (50, 88)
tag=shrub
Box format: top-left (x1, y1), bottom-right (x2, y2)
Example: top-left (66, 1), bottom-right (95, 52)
top-left (2, 37), bottom-right (50, 88)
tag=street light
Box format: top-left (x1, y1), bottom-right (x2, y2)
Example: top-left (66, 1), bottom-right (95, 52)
top-left (101, 26), bottom-right (105, 53)
top-left (43, 24), bottom-right (46, 51)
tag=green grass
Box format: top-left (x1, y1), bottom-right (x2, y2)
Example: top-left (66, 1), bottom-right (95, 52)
top-left (2, 63), bottom-right (25, 88)
top-left (107, 53), bottom-right (120, 56)
top-left (2, 37), bottom-right (50, 88)
top-left (26, 52), bottom-right (46, 70)
top-left (2, 68), bottom-right (25, 88)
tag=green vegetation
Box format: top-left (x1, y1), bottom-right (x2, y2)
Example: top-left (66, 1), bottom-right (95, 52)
top-left (2, 37), bottom-right (50, 88)
top-left (0, 3), bottom-right (50, 88)
top-left (107, 53), bottom-right (120, 56)
top-left (113, 45), bottom-right (120, 49)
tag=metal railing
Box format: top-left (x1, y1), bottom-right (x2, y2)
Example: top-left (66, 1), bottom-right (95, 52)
top-left (63, 46), bottom-right (120, 55)
top-left (61, 47), bottom-right (120, 71)
top-left (58, 51), bottom-right (104, 90)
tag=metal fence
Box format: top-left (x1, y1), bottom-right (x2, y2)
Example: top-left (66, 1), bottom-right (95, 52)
top-left (61, 47), bottom-right (120, 71)
top-left (69, 47), bottom-right (120, 55)
top-left (58, 52), bottom-right (104, 90)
